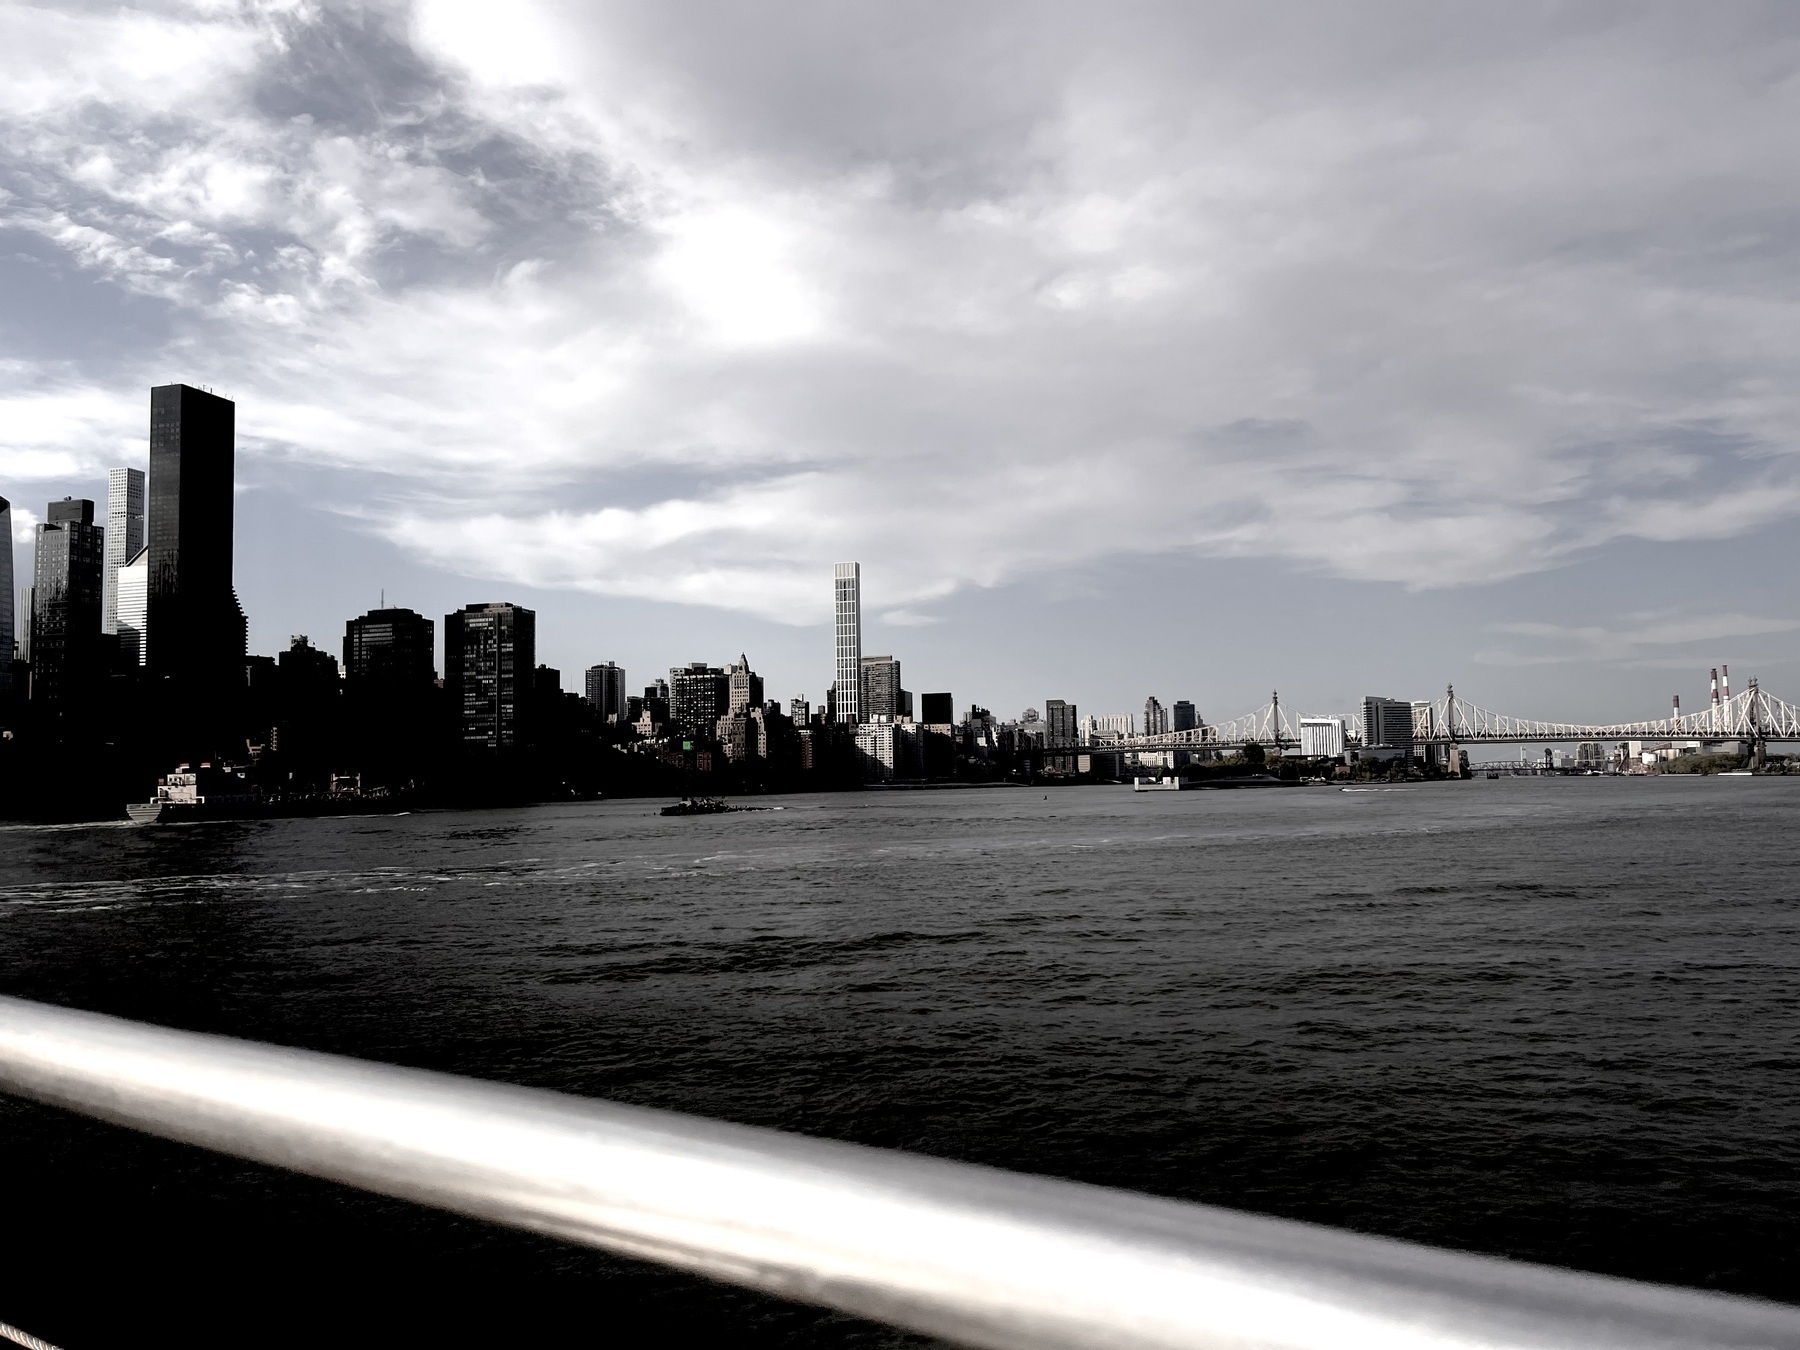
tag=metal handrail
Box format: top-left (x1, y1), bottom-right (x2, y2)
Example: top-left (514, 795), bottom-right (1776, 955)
top-left (1, 995), bottom-right (1795, 1350)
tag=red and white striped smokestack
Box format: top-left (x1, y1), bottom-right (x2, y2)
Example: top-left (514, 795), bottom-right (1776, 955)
top-left (1722, 665), bottom-right (1731, 701)
top-left (1711, 668), bottom-right (1720, 707)
top-left (1673, 693), bottom-right (1681, 723)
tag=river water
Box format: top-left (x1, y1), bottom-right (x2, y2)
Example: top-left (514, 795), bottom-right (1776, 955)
top-left (2, 778), bottom-right (1799, 1346)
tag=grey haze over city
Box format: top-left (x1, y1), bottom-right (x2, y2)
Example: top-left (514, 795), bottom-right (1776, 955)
top-left (3, 1), bottom-right (1799, 725)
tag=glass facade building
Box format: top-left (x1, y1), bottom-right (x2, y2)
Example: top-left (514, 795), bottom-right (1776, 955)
top-left (345, 607), bottom-right (436, 693)
top-left (584, 662), bottom-right (628, 720)
top-left (105, 466), bottom-right (145, 635)
top-left (115, 549), bottom-right (147, 667)
top-left (445, 603), bottom-right (535, 752)
top-left (32, 498), bottom-right (105, 706)
top-left (147, 384), bottom-right (244, 682)
top-left (0, 497), bottom-right (12, 691)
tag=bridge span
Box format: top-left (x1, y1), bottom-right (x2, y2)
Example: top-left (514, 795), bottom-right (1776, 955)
top-left (1081, 682), bottom-right (1800, 755)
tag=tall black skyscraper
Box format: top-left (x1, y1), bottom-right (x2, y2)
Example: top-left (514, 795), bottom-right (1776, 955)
top-left (445, 602), bottom-right (535, 751)
top-left (31, 497), bottom-right (104, 708)
top-left (345, 607), bottom-right (436, 693)
top-left (147, 384), bottom-right (244, 684)
top-left (0, 496), bottom-right (13, 694)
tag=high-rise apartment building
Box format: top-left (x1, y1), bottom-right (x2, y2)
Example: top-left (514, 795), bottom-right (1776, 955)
top-left (670, 662), bottom-right (728, 737)
top-left (727, 654), bottom-right (764, 714)
top-left (854, 720), bottom-right (904, 781)
top-left (1362, 695), bottom-right (1415, 754)
top-left (1044, 699), bottom-right (1078, 749)
top-left (920, 692), bottom-right (953, 726)
top-left (1172, 700), bottom-right (1197, 732)
top-left (860, 655), bottom-right (901, 721)
top-left (345, 607), bottom-right (436, 692)
top-left (32, 498), bottom-right (105, 706)
top-left (445, 602), bottom-right (536, 751)
top-left (1144, 696), bottom-right (1168, 736)
top-left (584, 662), bottom-right (628, 720)
top-left (115, 549), bottom-right (148, 667)
top-left (790, 696), bottom-right (811, 725)
top-left (0, 497), bottom-right (13, 691)
top-left (834, 562), bottom-right (861, 723)
top-left (105, 467), bottom-right (145, 635)
top-left (1083, 713), bottom-right (1133, 742)
top-left (146, 384), bottom-right (244, 681)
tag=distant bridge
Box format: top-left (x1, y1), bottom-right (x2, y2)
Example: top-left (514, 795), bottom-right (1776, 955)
top-left (1077, 683), bottom-right (1800, 754)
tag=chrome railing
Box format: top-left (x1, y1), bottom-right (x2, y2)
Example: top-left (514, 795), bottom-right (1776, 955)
top-left (1, 994), bottom-right (1796, 1350)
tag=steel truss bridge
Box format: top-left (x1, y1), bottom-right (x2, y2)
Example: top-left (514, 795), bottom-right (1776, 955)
top-left (1078, 683), bottom-right (1800, 755)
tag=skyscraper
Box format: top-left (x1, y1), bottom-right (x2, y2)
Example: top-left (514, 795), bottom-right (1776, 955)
top-left (860, 655), bottom-right (901, 720)
top-left (834, 562), bottom-right (861, 724)
top-left (1044, 699), bottom-right (1078, 749)
top-left (445, 602), bottom-right (536, 751)
top-left (32, 498), bottom-right (105, 707)
top-left (105, 467), bottom-right (145, 635)
top-left (115, 549), bottom-right (147, 668)
top-left (1172, 700), bottom-right (1197, 732)
top-left (1144, 696), bottom-right (1169, 736)
top-left (146, 385), bottom-right (244, 681)
top-left (670, 662), bottom-right (729, 737)
top-left (344, 607), bottom-right (436, 692)
top-left (920, 692), bottom-right (953, 726)
top-left (15, 588), bottom-right (31, 664)
top-left (0, 497), bottom-right (13, 692)
top-left (1362, 695), bottom-right (1415, 755)
top-left (726, 654), bottom-right (763, 714)
top-left (584, 662), bottom-right (628, 720)
top-left (342, 607), bottom-right (438, 786)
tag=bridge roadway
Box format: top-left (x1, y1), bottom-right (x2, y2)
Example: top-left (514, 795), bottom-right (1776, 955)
top-left (1072, 683), bottom-right (1800, 755)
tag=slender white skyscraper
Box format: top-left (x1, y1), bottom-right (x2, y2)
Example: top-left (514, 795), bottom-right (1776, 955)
top-left (105, 466), bottom-right (145, 635)
top-left (0, 496), bottom-right (13, 691)
top-left (834, 561), bottom-right (861, 724)
top-left (116, 547), bottom-right (148, 668)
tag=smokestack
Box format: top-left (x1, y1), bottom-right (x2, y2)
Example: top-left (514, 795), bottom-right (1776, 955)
top-left (1673, 693), bottom-right (1681, 723)
top-left (1711, 668), bottom-right (1720, 707)
top-left (1722, 665), bottom-right (1731, 701)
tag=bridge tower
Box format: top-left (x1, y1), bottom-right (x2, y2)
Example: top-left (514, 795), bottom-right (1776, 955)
top-left (1750, 676), bottom-right (1766, 769)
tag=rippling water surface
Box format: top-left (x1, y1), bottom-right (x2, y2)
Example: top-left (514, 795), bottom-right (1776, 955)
top-left (3, 778), bottom-right (1799, 1346)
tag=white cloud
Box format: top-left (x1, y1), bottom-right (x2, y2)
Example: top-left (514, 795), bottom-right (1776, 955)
top-left (1475, 612), bottom-right (1800, 667)
top-left (4, 1), bottom-right (1800, 628)
top-left (9, 505), bottom-right (40, 544)
top-left (655, 203), bottom-right (826, 346)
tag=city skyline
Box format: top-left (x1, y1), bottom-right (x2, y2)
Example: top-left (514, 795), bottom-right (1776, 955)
top-left (6, 477), bottom-right (1790, 735)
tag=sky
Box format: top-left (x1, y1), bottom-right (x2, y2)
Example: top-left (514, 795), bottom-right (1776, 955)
top-left (3, 1), bottom-right (1799, 729)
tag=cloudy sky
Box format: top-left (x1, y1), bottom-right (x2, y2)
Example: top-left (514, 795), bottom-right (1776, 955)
top-left (4, 1), bottom-right (1798, 725)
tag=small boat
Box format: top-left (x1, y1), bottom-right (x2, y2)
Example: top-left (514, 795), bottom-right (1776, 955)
top-left (660, 796), bottom-right (739, 816)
